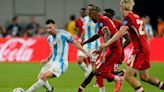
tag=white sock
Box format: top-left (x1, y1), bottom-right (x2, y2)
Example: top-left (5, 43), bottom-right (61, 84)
top-left (79, 62), bottom-right (88, 72)
top-left (114, 75), bottom-right (120, 81)
top-left (158, 81), bottom-right (164, 88)
top-left (44, 80), bottom-right (52, 91)
top-left (87, 64), bottom-right (92, 73)
top-left (99, 86), bottom-right (105, 92)
top-left (135, 87), bottom-right (144, 92)
top-left (26, 79), bottom-right (45, 92)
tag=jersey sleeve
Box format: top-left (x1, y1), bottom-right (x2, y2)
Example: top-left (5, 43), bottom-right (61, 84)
top-left (47, 35), bottom-right (51, 44)
top-left (99, 18), bottom-right (116, 35)
top-left (63, 31), bottom-right (74, 43)
top-left (123, 16), bottom-right (131, 27)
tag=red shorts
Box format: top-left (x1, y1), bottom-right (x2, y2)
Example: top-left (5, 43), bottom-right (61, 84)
top-left (95, 48), bottom-right (122, 74)
top-left (116, 51), bottom-right (124, 64)
top-left (127, 52), bottom-right (150, 70)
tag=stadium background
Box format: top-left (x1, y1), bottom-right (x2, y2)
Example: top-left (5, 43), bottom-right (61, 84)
top-left (0, 0), bottom-right (164, 92)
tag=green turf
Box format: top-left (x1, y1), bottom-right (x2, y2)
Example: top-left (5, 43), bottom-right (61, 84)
top-left (0, 62), bottom-right (164, 92)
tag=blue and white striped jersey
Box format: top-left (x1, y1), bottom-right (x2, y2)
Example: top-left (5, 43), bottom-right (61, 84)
top-left (47, 29), bottom-right (74, 65)
top-left (83, 16), bottom-right (100, 50)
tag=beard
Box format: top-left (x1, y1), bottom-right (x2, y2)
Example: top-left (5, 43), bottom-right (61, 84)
top-left (92, 19), bottom-right (97, 23)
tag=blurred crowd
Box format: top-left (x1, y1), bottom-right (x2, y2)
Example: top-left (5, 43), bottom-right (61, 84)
top-left (0, 11), bottom-right (164, 38)
top-left (0, 16), bottom-right (47, 38)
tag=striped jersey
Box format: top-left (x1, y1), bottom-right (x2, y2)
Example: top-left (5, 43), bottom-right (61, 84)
top-left (47, 29), bottom-right (74, 65)
top-left (83, 16), bottom-right (100, 50)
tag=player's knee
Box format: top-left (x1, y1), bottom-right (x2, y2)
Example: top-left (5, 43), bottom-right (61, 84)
top-left (140, 76), bottom-right (149, 82)
top-left (38, 73), bottom-right (49, 81)
top-left (77, 57), bottom-right (83, 64)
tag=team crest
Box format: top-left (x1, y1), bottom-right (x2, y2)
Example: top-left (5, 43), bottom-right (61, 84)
top-left (99, 22), bottom-right (103, 27)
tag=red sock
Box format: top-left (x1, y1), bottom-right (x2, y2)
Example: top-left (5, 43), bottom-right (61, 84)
top-left (96, 75), bottom-right (104, 87)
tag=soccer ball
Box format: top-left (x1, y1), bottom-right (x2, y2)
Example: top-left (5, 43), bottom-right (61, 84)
top-left (13, 87), bottom-right (25, 92)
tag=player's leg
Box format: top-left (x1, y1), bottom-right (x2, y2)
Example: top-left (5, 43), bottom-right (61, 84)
top-left (26, 71), bottom-right (54, 92)
top-left (124, 66), bottom-right (144, 92)
top-left (77, 70), bottom-right (97, 92)
top-left (77, 55), bottom-right (89, 74)
top-left (112, 64), bottom-right (124, 92)
top-left (96, 75), bottom-right (105, 92)
top-left (139, 69), bottom-right (164, 90)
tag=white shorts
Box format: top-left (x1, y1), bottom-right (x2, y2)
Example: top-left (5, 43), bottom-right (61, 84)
top-left (40, 61), bottom-right (68, 77)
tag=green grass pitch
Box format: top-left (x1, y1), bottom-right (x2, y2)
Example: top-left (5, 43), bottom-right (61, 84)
top-left (0, 62), bottom-right (164, 92)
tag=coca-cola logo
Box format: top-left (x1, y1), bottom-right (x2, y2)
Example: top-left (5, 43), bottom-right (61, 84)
top-left (0, 38), bottom-right (36, 62)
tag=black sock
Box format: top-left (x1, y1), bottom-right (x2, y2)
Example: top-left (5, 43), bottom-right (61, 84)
top-left (80, 71), bottom-right (95, 88)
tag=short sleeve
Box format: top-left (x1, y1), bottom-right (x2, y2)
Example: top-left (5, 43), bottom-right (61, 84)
top-left (123, 16), bottom-right (131, 27)
top-left (63, 31), bottom-right (74, 43)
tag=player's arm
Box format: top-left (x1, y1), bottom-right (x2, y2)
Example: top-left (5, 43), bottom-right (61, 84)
top-left (99, 26), bottom-right (128, 49)
top-left (82, 34), bottom-right (100, 45)
top-left (79, 31), bottom-right (85, 43)
top-left (122, 33), bottom-right (131, 48)
top-left (72, 40), bottom-right (91, 58)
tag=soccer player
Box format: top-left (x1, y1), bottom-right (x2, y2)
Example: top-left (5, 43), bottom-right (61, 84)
top-left (77, 6), bottom-right (123, 92)
top-left (75, 7), bottom-right (87, 37)
top-left (93, 8), bottom-right (131, 92)
top-left (25, 19), bottom-right (91, 92)
top-left (99, 0), bottom-right (164, 91)
top-left (77, 4), bottom-right (100, 76)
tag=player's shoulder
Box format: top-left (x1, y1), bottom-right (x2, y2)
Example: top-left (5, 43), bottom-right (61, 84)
top-left (126, 12), bottom-right (140, 20)
top-left (83, 16), bottom-right (90, 22)
top-left (57, 29), bottom-right (71, 37)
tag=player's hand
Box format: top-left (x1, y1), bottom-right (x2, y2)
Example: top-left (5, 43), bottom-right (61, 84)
top-left (78, 39), bottom-right (84, 46)
top-left (99, 43), bottom-right (107, 50)
top-left (92, 50), bottom-right (101, 54)
top-left (120, 26), bottom-right (129, 31)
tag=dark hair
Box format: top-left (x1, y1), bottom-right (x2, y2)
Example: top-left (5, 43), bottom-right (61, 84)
top-left (103, 8), bottom-right (115, 16)
top-left (70, 15), bottom-right (76, 20)
top-left (90, 6), bottom-right (101, 12)
top-left (46, 19), bottom-right (55, 24)
top-left (12, 16), bottom-right (18, 21)
top-left (88, 4), bottom-right (94, 7)
top-left (80, 8), bottom-right (86, 13)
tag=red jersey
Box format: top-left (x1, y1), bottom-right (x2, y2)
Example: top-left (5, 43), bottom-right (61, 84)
top-left (76, 17), bottom-right (84, 35)
top-left (98, 15), bottom-right (122, 55)
top-left (123, 12), bottom-right (150, 55)
top-left (113, 20), bottom-right (122, 30)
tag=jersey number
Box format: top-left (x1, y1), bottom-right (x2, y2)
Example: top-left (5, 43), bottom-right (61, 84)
top-left (136, 19), bottom-right (145, 35)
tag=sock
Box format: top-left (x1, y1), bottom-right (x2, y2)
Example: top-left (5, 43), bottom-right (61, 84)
top-left (87, 64), bottom-right (92, 74)
top-left (135, 86), bottom-right (144, 92)
top-left (157, 81), bottom-right (164, 90)
top-left (26, 79), bottom-right (45, 92)
top-left (78, 71), bottom-right (95, 92)
top-left (114, 75), bottom-right (122, 81)
top-left (78, 85), bottom-right (84, 92)
top-left (44, 80), bottom-right (52, 91)
top-left (80, 62), bottom-right (88, 72)
top-left (99, 86), bottom-right (105, 92)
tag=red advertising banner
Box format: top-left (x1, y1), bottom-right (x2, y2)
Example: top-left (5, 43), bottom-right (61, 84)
top-left (0, 38), bottom-right (51, 62)
top-left (0, 37), bottom-right (163, 62)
